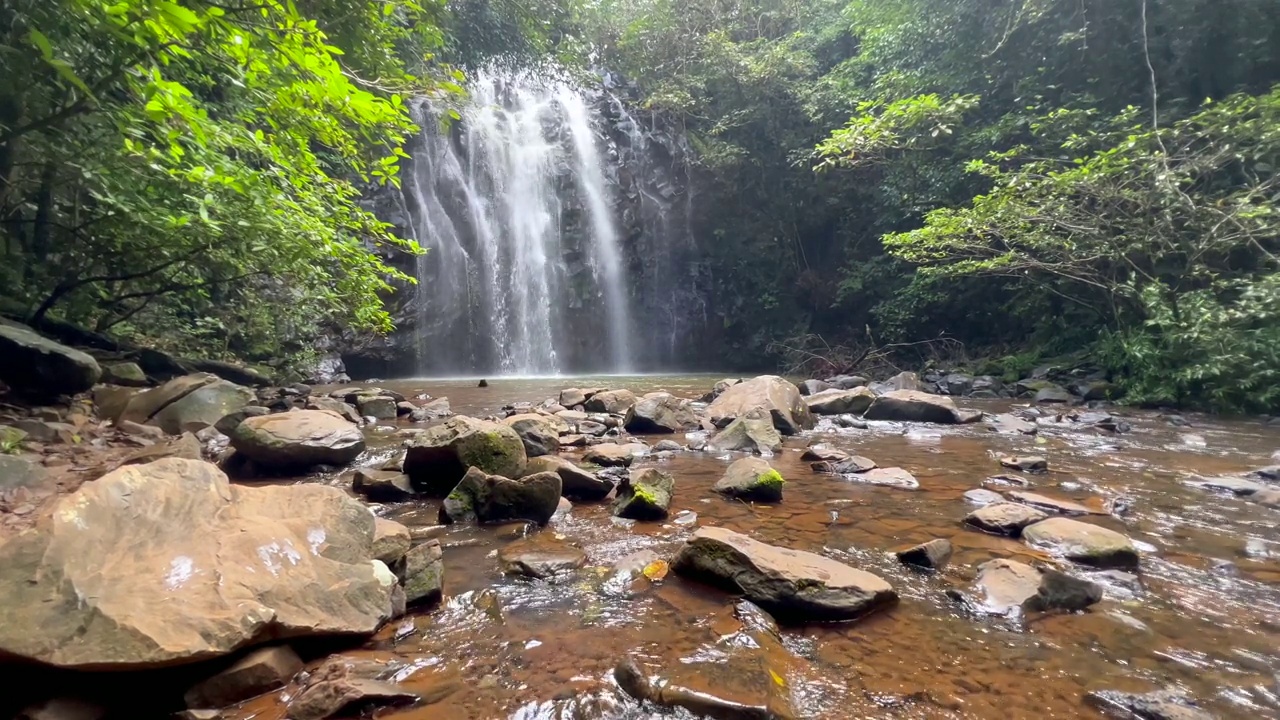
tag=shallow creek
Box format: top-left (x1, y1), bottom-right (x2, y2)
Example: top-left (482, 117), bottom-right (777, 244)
top-left (231, 375), bottom-right (1280, 720)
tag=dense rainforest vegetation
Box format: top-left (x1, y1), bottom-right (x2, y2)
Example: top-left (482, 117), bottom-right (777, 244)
top-left (3, 0), bottom-right (1279, 412)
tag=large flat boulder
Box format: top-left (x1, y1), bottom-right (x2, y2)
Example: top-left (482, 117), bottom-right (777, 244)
top-left (583, 389), bottom-right (637, 415)
top-left (118, 373), bottom-right (219, 425)
top-left (864, 390), bottom-right (965, 424)
top-left (672, 527), bottom-right (896, 622)
top-left (707, 375), bottom-right (814, 435)
top-left (440, 467), bottom-right (561, 526)
top-left (625, 392), bottom-right (698, 433)
top-left (230, 409), bottom-right (365, 470)
top-left (964, 502), bottom-right (1048, 536)
top-left (1021, 517), bottom-right (1139, 568)
top-left (403, 416), bottom-right (527, 495)
top-left (803, 387), bottom-right (876, 416)
top-left (522, 455), bottom-right (612, 501)
top-left (0, 458), bottom-right (390, 669)
top-left (0, 322), bottom-right (101, 397)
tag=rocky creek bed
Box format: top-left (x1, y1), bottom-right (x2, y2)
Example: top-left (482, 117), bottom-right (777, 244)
top-left (1, 370), bottom-right (1279, 719)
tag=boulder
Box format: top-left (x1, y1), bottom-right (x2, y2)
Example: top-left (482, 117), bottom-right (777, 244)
top-left (1186, 475), bottom-right (1267, 496)
top-left (803, 387), bottom-right (876, 416)
top-left (1021, 517), bottom-right (1139, 568)
top-left (498, 536), bottom-right (587, 579)
top-left (372, 518), bottom-right (411, 565)
top-left (305, 397), bottom-right (361, 425)
top-left (398, 539), bottom-right (443, 606)
top-left (854, 467), bottom-right (920, 489)
top-left (0, 454), bottom-right (42, 491)
top-left (214, 405), bottom-right (270, 436)
top-left (896, 539), bottom-right (952, 569)
top-left (0, 322), bottom-right (101, 397)
top-left (964, 502), bottom-right (1048, 536)
top-left (1254, 488), bottom-right (1280, 508)
top-left (286, 659), bottom-right (418, 720)
top-left (798, 379), bottom-right (833, 396)
top-left (408, 398), bottom-right (452, 422)
top-left (102, 362), bottom-right (148, 387)
top-left (612, 468), bottom-right (675, 520)
top-left (179, 358), bottom-right (273, 388)
top-left (559, 387), bottom-right (605, 408)
top-left (987, 413), bottom-right (1037, 435)
top-left (355, 395), bottom-right (397, 420)
top-left (810, 454), bottom-right (877, 474)
top-left (230, 410), bottom-right (365, 470)
top-left (1084, 689), bottom-right (1214, 720)
top-left (146, 379), bottom-right (255, 436)
top-left (1034, 385), bottom-right (1073, 404)
top-left (93, 384), bottom-right (140, 422)
top-left (184, 645), bottom-right (304, 709)
top-left (674, 527), bottom-right (896, 622)
top-left (0, 458), bottom-right (391, 669)
top-left (522, 455), bottom-right (612, 501)
top-left (1070, 380), bottom-right (1121, 402)
top-left (1025, 568), bottom-right (1103, 613)
top-left (939, 373), bottom-right (974, 396)
top-left (403, 416), bottom-right (527, 495)
top-left (707, 375), bottom-right (814, 435)
top-left (864, 390), bottom-right (964, 424)
top-left (351, 469), bottom-right (415, 502)
top-left (971, 375), bottom-right (1004, 397)
top-left (583, 389), bottom-right (637, 414)
top-left (1007, 490), bottom-right (1101, 516)
top-left (825, 374), bottom-right (869, 390)
top-left (963, 488), bottom-right (1005, 506)
top-left (713, 457), bottom-right (785, 502)
top-left (963, 559), bottom-right (1041, 615)
top-left (502, 413), bottom-right (562, 457)
top-left (439, 467), bottom-right (561, 526)
top-left (707, 413), bottom-right (782, 454)
top-left (119, 373), bottom-right (218, 425)
top-left (625, 392), bottom-right (698, 433)
top-left (583, 442), bottom-right (643, 467)
top-left (114, 432), bottom-right (203, 467)
top-left (869, 371), bottom-right (922, 394)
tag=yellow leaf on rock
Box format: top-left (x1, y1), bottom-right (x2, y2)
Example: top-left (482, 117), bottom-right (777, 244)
top-left (770, 669), bottom-right (786, 687)
top-left (642, 559), bottom-right (669, 581)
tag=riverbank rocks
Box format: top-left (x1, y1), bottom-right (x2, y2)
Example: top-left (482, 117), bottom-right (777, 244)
top-left (707, 413), bottom-right (782, 454)
top-left (102, 361), bottom-right (148, 387)
top-left (230, 409), bottom-right (365, 470)
top-left (799, 379), bottom-right (832, 395)
top-left (584, 442), bottom-right (645, 467)
top-left (1021, 517), bottom-right (1139, 568)
top-left (583, 389), bottom-right (637, 414)
top-left (184, 645), bottom-right (304, 710)
top-left (355, 395), bottom-right (397, 420)
top-left (803, 387), bottom-right (876, 416)
top-left (864, 390), bottom-right (967, 424)
top-left (0, 322), bottom-right (102, 397)
top-left (625, 392), bottom-right (698, 433)
top-left (0, 458), bottom-right (391, 669)
top-left (440, 467), bottom-right (561, 526)
top-left (502, 413), bottom-right (563, 457)
top-left (707, 375), bottom-right (814, 435)
top-left (713, 456), bottom-right (785, 502)
top-left (498, 536), bottom-right (587, 579)
top-left (522, 455), bottom-right (612, 501)
top-left (398, 539), bottom-right (444, 606)
top-left (965, 502), bottom-right (1048, 536)
top-left (673, 526), bottom-right (897, 622)
top-left (896, 539), bottom-right (953, 569)
top-left (612, 468), bottom-right (674, 520)
top-left (1084, 689), bottom-right (1214, 720)
top-left (404, 416), bottom-right (527, 495)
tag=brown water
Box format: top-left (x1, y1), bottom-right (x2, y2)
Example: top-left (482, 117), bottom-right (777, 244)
top-left (235, 375), bottom-right (1280, 720)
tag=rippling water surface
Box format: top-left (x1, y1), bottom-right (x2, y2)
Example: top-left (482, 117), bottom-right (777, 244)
top-left (231, 375), bottom-right (1280, 719)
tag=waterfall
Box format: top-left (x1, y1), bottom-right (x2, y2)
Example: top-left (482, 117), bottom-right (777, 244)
top-left (401, 69), bottom-right (635, 376)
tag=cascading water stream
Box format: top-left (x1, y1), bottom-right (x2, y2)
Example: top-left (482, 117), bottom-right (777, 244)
top-left (401, 69), bottom-right (636, 376)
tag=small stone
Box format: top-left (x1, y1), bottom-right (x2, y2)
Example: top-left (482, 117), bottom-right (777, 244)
top-left (895, 539), bottom-right (952, 569)
top-left (1000, 455), bottom-right (1047, 472)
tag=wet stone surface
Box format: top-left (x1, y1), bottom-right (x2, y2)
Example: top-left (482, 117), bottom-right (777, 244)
top-left (217, 375), bottom-right (1280, 720)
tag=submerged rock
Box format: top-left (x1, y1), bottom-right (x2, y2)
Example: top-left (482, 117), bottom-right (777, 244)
top-left (1021, 517), bottom-right (1139, 568)
top-left (952, 559), bottom-right (1102, 616)
top-left (498, 536), bottom-right (587, 579)
top-left (1084, 689), bottom-right (1214, 720)
top-left (439, 467), bottom-right (561, 526)
top-left (999, 455), bottom-right (1047, 472)
top-left (708, 413), bottom-right (782, 454)
top-left (404, 416), bottom-right (527, 495)
top-left (854, 467), bottom-right (919, 489)
top-left (352, 469), bottom-right (415, 502)
top-left (522, 455), bottom-right (613, 501)
top-left (864, 390), bottom-right (965, 424)
top-left (1006, 490), bottom-right (1100, 516)
top-left (673, 526), bottom-right (896, 622)
top-left (612, 468), bottom-right (675, 520)
top-left (584, 442), bottom-right (645, 467)
top-left (1024, 568), bottom-right (1103, 613)
top-left (713, 456), bottom-right (785, 502)
top-left (963, 488), bottom-right (1005, 506)
top-left (286, 658), bottom-right (418, 720)
top-left (0, 458), bottom-right (391, 669)
top-left (230, 409), bottom-right (365, 470)
top-left (987, 413), bottom-right (1038, 435)
top-left (707, 375), bottom-right (814, 435)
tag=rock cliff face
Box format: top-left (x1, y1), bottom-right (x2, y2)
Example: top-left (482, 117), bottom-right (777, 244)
top-left (345, 69), bottom-right (713, 378)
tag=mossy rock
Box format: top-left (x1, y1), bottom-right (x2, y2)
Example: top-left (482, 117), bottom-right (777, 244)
top-left (439, 467), bottom-right (561, 526)
top-left (713, 457), bottom-right (784, 502)
top-left (612, 468), bottom-right (675, 521)
top-left (404, 416), bottom-right (527, 496)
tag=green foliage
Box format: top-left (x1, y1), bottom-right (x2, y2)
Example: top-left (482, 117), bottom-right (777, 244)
top-left (815, 94), bottom-right (979, 170)
top-left (1, 0), bottom-right (456, 363)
